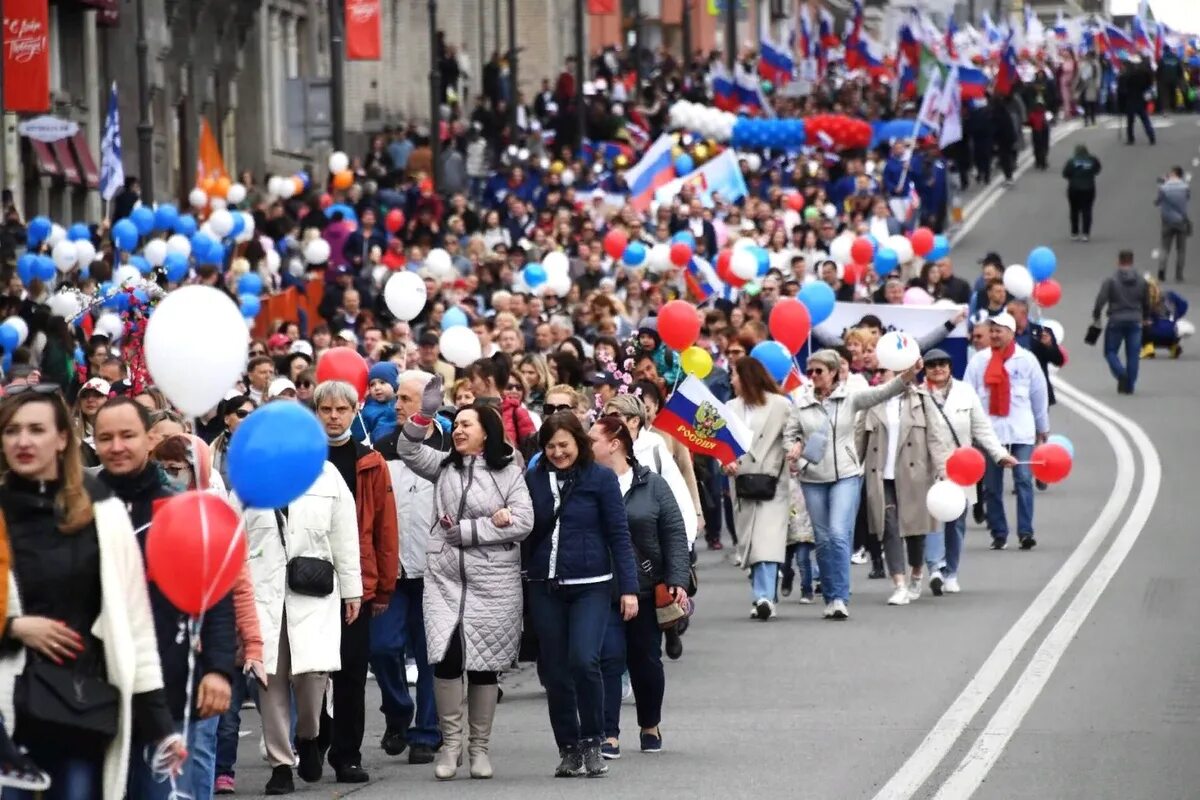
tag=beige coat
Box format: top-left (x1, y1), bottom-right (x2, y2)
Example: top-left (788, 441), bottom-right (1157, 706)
top-left (729, 394), bottom-right (793, 566)
top-left (856, 387), bottom-right (954, 539)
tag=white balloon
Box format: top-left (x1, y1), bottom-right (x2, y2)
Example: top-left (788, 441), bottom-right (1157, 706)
top-left (439, 326), bottom-right (482, 368)
top-left (188, 188), bottom-right (208, 209)
top-left (875, 331), bottom-right (921, 372)
top-left (200, 222), bottom-right (217, 240)
top-left (927, 481), bottom-right (968, 523)
top-left (278, 178), bottom-right (296, 199)
top-left (209, 197), bottom-right (227, 212)
top-left (384, 271), bottom-right (428, 321)
top-left (887, 234), bottom-right (914, 265)
top-left (209, 208), bottom-right (235, 238)
top-left (329, 151), bottom-right (350, 173)
top-left (3, 317), bottom-right (28, 347)
top-left (743, 153), bottom-right (763, 172)
top-left (47, 291), bottom-right (82, 320)
top-left (73, 240), bottom-right (96, 269)
top-left (51, 240), bottom-right (78, 272)
top-left (424, 248), bottom-right (454, 278)
top-left (264, 248), bottom-right (281, 275)
top-left (95, 312), bottom-right (124, 342)
top-left (143, 239), bottom-right (168, 267)
top-left (47, 223), bottom-right (66, 248)
top-left (304, 238), bottom-right (331, 265)
top-left (645, 243), bottom-right (672, 274)
top-left (829, 234), bottom-right (854, 265)
top-left (226, 183), bottom-right (247, 205)
top-left (166, 234), bottom-right (192, 258)
top-left (561, 168), bottom-right (575, 187)
top-left (542, 251), bottom-right (569, 276)
top-left (266, 176), bottom-right (283, 198)
top-left (1041, 319), bottom-right (1065, 344)
top-left (1003, 264), bottom-right (1035, 300)
top-left (240, 212), bottom-right (255, 236)
top-left (144, 286), bottom-right (249, 416)
top-left (114, 264), bottom-right (141, 287)
top-left (730, 248), bottom-right (759, 281)
top-left (544, 270), bottom-right (571, 298)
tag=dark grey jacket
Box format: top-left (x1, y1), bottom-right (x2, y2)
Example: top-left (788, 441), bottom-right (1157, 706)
top-left (1156, 178), bottom-right (1191, 227)
top-left (623, 465), bottom-right (690, 594)
top-left (1093, 268), bottom-right (1150, 325)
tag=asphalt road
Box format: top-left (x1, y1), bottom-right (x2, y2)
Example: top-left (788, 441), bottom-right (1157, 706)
top-left (230, 115), bottom-right (1199, 799)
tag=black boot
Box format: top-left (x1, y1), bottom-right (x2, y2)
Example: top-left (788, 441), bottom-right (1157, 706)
top-left (868, 556), bottom-right (885, 580)
top-left (295, 738), bottom-right (322, 783)
top-left (265, 766), bottom-right (294, 795)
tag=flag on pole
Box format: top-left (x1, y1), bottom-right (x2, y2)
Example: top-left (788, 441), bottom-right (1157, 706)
top-left (655, 377), bottom-right (752, 465)
top-left (197, 117), bottom-right (229, 184)
top-left (939, 67), bottom-right (963, 148)
top-left (99, 82), bottom-right (125, 202)
top-left (917, 67), bottom-right (944, 130)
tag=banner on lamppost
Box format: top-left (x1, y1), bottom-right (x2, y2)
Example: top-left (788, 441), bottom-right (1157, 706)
top-left (3, 0), bottom-right (50, 113)
top-left (345, 0), bottom-right (381, 61)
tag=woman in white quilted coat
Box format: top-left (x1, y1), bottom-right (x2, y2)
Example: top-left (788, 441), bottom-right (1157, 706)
top-left (394, 377), bottom-right (534, 782)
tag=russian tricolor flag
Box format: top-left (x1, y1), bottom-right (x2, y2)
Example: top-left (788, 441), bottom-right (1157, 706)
top-left (957, 64), bottom-right (988, 100)
top-left (712, 64), bottom-right (738, 112)
top-left (622, 134), bottom-right (675, 211)
top-left (759, 37), bottom-right (794, 86)
top-left (818, 7), bottom-right (838, 48)
top-left (1103, 24), bottom-right (1134, 53)
top-left (735, 66), bottom-right (773, 117)
top-left (995, 38), bottom-right (1018, 96)
top-left (945, 18), bottom-right (959, 60)
top-left (655, 377), bottom-right (752, 466)
top-left (683, 256), bottom-right (723, 302)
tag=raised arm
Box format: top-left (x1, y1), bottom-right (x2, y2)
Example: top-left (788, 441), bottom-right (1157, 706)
top-left (396, 375), bottom-right (452, 481)
top-left (848, 374), bottom-right (908, 414)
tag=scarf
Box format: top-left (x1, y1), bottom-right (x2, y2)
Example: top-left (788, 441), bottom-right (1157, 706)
top-left (984, 340), bottom-right (1016, 417)
top-left (327, 429), bottom-right (353, 446)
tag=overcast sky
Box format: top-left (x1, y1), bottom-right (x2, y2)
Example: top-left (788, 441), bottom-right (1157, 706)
top-left (1108, 0), bottom-right (1199, 34)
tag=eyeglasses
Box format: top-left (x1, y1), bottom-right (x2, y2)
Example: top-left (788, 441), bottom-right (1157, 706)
top-left (543, 403), bottom-right (573, 416)
top-left (249, 349), bottom-right (266, 357)
top-left (3, 383), bottom-right (59, 397)
top-left (504, 384), bottom-right (523, 392)
top-left (806, 368), bottom-right (827, 376)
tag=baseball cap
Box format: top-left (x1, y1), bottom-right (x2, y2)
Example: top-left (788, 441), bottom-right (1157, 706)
top-left (79, 377), bottom-right (112, 396)
top-left (418, 331), bottom-right (440, 347)
top-left (267, 378), bottom-right (297, 399)
top-left (336, 329), bottom-right (358, 345)
top-left (288, 340), bottom-right (314, 358)
top-left (268, 333), bottom-right (291, 350)
top-left (923, 348), bottom-right (952, 364)
top-left (588, 371), bottom-right (621, 389)
top-left (991, 312), bottom-right (1017, 332)
top-left (979, 252), bottom-right (1003, 268)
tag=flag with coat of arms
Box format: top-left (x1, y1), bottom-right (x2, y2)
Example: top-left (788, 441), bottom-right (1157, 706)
top-left (100, 82), bottom-right (125, 202)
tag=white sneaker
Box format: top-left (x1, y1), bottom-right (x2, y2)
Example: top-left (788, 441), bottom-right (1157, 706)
top-left (944, 576), bottom-right (961, 593)
top-left (753, 599), bottom-right (775, 621)
top-left (822, 603), bottom-right (835, 618)
top-left (908, 576), bottom-right (923, 601)
top-left (829, 599), bottom-right (849, 620)
top-left (888, 586), bottom-right (911, 606)
top-left (851, 547), bottom-right (868, 564)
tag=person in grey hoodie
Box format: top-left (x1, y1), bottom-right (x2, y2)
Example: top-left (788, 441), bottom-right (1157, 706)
top-left (1155, 166), bottom-right (1191, 282)
top-left (1093, 250), bottom-right (1151, 394)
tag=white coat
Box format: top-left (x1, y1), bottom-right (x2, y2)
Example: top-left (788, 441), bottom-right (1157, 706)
top-left (0, 499), bottom-right (168, 800)
top-left (241, 463), bottom-right (362, 676)
top-left (925, 379), bottom-right (1010, 503)
top-left (633, 429), bottom-right (698, 544)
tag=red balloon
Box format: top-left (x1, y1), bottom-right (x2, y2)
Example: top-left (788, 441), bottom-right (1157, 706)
top-left (787, 193), bottom-right (805, 211)
top-left (1031, 443), bottom-right (1072, 484)
top-left (850, 236), bottom-right (875, 265)
top-left (911, 227), bottom-right (935, 257)
top-left (669, 242), bottom-right (693, 267)
top-left (147, 492), bottom-right (246, 616)
top-left (319, 193), bottom-right (334, 210)
top-left (1033, 279), bottom-right (1062, 307)
top-left (316, 348), bottom-right (369, 401)
top-left (716, 249), bottom-right (747, 288)
top-left (385, 208), bottom-right (405, 234)
top-left (945, 446), bottom-right (986, 486)
top-left (657, 299), bottom-right (701, 351)
top-left (603, 229), bottom-right (628, 260)
top-left (767, 298), bottom-right (812, 354)
top-left (1059, 345), bottom-right (1069, 367)
top-left (843, 262), bottom-right (866, 285)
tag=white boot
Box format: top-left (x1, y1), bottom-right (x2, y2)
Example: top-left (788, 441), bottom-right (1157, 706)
top-left (467, 684), bottom-right (498, 779)
top-left (433, 678), bottom-right (465, 780)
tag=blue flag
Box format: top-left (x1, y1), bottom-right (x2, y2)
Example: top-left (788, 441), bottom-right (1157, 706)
top-left (100, 82), bottom-right (124, 202)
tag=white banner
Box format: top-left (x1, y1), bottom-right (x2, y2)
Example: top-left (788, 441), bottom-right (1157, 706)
top-left (815, 302), bottom-right (966, 340)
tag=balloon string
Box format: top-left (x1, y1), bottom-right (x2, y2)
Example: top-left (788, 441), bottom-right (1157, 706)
top-left (357, 409), bottom-right (372, 446)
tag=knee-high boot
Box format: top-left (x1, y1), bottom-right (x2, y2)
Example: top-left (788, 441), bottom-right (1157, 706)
top-left (433, 678), bottom-right (465, 780)
top-left (467, 683), bottom-right (498, 779)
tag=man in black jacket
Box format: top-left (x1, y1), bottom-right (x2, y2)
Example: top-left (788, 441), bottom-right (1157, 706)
top-left (1119, 58), bottom-right (1157, 145)
top-left (92, 397), bottom-right (236, 800)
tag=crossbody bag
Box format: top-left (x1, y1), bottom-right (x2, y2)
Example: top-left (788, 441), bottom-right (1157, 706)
top-left (276, 508), bottom-right (335, 597)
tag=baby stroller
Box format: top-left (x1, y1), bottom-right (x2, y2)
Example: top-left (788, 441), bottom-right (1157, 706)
top-left (1142, 280), bottom-right (1191, 359)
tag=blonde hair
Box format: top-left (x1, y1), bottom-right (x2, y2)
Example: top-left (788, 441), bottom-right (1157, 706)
top-left (544, 383), bottom-right (585, 410)
top-left (0, 393), bottom-right (94, 533)
top-left (517, 354), bottom-right (553, 392)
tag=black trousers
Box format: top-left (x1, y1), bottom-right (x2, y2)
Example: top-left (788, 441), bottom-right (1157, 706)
top-left (1067, 188), bottom-right (1095, 236)
top-left (319, 608), bottom-right (371, 766)
top-left (1126, 106), bottom-right (1157, 144)
top-left (1081, 99), bottom-right (1098, 126)
top-left (433, 626), bottom-right (497, 685)
top-left (1031, 128), bottom-right (1050, 168)
top-left (997, 145), bottom-right (1015, 180)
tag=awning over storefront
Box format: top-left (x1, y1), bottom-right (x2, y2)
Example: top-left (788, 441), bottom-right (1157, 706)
top-left (70, 131), bottom-right (100, 189)
top-left (77, 0), bottom-right (119, 26)
top-left (28, 138), bottom-right (61, 177)
top-left (50, 138), bottom-right (81, 185)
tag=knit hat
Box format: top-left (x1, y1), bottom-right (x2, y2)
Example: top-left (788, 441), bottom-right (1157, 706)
top-left (638, 316), bottom-right (661, 344)
top-left (368, 361), bottom-right (400, 390)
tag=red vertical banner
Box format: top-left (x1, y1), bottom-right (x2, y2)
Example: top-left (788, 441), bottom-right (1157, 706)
top-left (587, 0), bottom-right (616, 13)
top-left (3, 0), bottom-right (51, 112)
top-left (344, 0), bottom-right (381, 61)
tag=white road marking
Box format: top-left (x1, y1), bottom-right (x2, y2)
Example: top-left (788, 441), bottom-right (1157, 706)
top-left (1103, 119), bottom-right (1174, 130)
top-left (932, 381), bottom-right (1161, 798)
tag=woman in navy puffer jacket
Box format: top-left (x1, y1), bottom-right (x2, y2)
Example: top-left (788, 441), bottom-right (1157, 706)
top-left (523, 412), bottom-right (639, 780)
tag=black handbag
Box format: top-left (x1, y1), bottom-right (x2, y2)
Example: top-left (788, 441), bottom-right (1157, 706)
top-left (735, 473), bottom-right (779, 502)
top-left (276, 509), bottom-right (335, 598)
top-left (14, 656), bottom-right (120, 739)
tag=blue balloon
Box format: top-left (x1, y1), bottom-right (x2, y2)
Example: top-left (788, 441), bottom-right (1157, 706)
top-left (16, 254), bottom-right (36, 285)
top-left (750, 340), bottom-right (793, 383)
top-left (155, 203), bottom-right (180, 231)
top-left (675, 154), bottom-right (694, 175)
top-left (26, 216), bottom-right (51, 247)
top-left (227, 403), bottom-right (328, 508)
top-left (442, 307), bottom-right (469, 329)
top-left (164, 252), bottom-right (189, 283)
top-left (201, 241), bottom-right (226, 267)
top-left (523, 263), bottom-right (547, 288)
top-left (68, 223), bottom-right (91, 242)
top-left (927, 234), bottom-right (950, 262)
top-left (33, 256), bottom-right (56, 282)
top-left (129, 255), bottom-right (152, 275)
top-left (1047, 434), bottom-right (1075, 458)
top-left (799, 281), bottom-right (837, 326)
top-left (325, 203), bottom-right (358, 224)
top-left (752, 246), bottom-right (770, 277)
top-left (229, 212), bottom-right (246, 239)
top-left (175, 214), bottom-right (198, 237)
top-left (875, 247), bottom-right (899, 275)
top-left (133, 288), bottom-right (151, 305)
top-left (623, 241), bottom-right (647, 266)
top-left (0, 324), bottom-right (18, 353)
top-left (191, 232), bottom-right (215, 260)
top-left (130, 206), bottom-right (155, 237)
top-left (1028, 246), bottom-right (1057, 281)
top-left (74, 346), bottom-right (85, 365)
top-left (296, 170), bottom-right (311, 190)
top-left (238, 272), bottom-right (263, 296)
top-left (239, 294), bottom-right (261, 318)
top-left (671, 231), bottom-right (697, 250)
top-left (112, 218), bottom-right (139, 251)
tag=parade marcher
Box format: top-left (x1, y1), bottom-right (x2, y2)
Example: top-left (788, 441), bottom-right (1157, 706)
top-left (209, 395), bottom-right (255, 488)
top-left (1075, 53), bottom-right (1101, 125)
top-left (724, 358), bottom-right (791, 621)
top-left (590, 415), bottom-right (688, 759)
top-left (1061, 144), bottom-right (1101, 242)
top-left (0, 389), bottom-right (187, 799)
top-left (313, 380), bottom-right (399, 784)
top-left (392, 376), bottom-right (534, 781)
top-left (524, 412), bottom-right (638, 778)
top-left (92, 398), bottom-right (236, 800)
top-left (784, 349), bottom-right (918, 621)
top-left (1155, 166), bottom-right (1191, 282)
top-left (1119, 57), bottom-right (1157, 145)
top-left (371, 371), bottom-right (449, 765)
top-left (72, 377), bottom-right (110, 468)
top-left (963, 313), bottom-right (1050, 549)
top-left (1092, 250), bottom-right (1151, 395)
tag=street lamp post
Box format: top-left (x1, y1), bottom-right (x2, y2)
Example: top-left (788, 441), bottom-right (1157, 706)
top-left (681, 0), bottom-right (692, 71)
top-left (429, 0), bottom-right (441, 193)
top-left (574, 0), bottom-right (586, 154)
top-left (724, 0), bottom-right (736, 73)
top-left (135, 0), bottom-right (154, 202)
top-left (507, 0), bottom-right (518, 135)
top-left (327, 0), bottom-right (346, 151)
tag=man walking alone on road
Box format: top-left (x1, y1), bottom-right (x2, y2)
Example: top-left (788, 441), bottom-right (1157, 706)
top-left (1093, 250), bottom-right (1151, 395)
top-left (1155, 166), bottom-right (1191, 282)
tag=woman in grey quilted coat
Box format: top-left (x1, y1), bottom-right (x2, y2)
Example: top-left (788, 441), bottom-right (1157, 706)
top-left (395, 376), bottom-right (534, 781)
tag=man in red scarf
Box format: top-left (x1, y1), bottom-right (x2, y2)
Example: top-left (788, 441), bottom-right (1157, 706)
top-left (963, 312), bottom-right (1051, 551)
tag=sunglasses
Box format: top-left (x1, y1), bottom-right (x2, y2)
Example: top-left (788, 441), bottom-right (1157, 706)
top-left (3, 383), bottom-right (59, 397)
top-left (249, 350), bottom-right (267, 357)
top-left (806, 368), bottom-right (827, 376)
top-left (543, 403), bottom-right (573, 416)
top-left (297, 381), bottom-right (314, 389)
top-left (163, 464), bottom-right (193, 478)
top-left (233, 408), bottom-right (252, 419)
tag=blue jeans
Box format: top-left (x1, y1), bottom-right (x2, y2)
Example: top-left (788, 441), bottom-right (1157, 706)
top-left (599, 600), bottom-right (664, 740)
top-left (985, 443), bottom-right (1034, 541)
top-left (750, 561), bottom-right (779, 603)
top-left (1104, 320), bottom-right (1143, 389)
top-left (369, 578), bottom-right (440, 747)
top-left (794, 542), bottom-right (817, 596)
top-left (925, 513), bottom-right (967, 577)
top-left (527, 581), bottom-right (611, 748)
top-left (127, 715), bottom-right (221, 800)
top-left (2, 742), bottom-right (100, 799)
top-left (801, 477), bottom-right (862, 603)
top-left (215, 671), bottom-right (256, 778)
